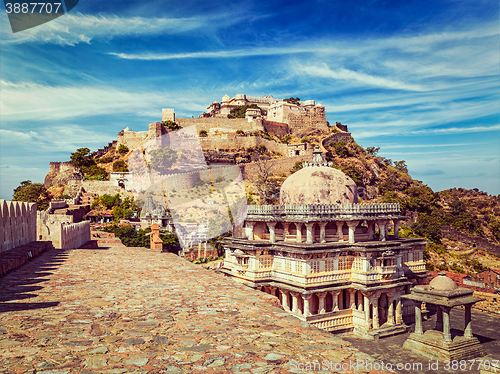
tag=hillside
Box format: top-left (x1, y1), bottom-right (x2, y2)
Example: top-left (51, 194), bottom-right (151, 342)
top-left (38, 122), bottom-right (500, 274)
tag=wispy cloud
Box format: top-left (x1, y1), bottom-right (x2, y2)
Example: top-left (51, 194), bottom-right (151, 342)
top-left (0, 80), bottom-right (208, 122)
top-left (409, 124), bottom-right (500, 135)
top-left (1, 12), bottom-right (222, 45)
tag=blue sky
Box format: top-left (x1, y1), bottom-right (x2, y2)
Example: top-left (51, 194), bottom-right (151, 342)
top-left (1, 0), bottom-right (499, 200)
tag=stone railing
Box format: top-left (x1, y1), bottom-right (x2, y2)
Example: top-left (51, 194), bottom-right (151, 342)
top-left (306, 309), bottom-right (353, 331)
top-left (247, 203), bottom-right (401, 217)
top-left (306, 271), bottom-right (350, 285)
top-left (403, 262), bottom-right (426, 273)
top-left (60, 221), bottom-right (91, 249)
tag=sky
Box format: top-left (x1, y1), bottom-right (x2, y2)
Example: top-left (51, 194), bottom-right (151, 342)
top-left (0, 0), bottom-right (499, 200)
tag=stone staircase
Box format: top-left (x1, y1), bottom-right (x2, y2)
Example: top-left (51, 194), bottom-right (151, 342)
top-left (82, 231), bottom-right (125, 248)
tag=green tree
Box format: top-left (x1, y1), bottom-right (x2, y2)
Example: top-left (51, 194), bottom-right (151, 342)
top-left (411, 213), bottom-right (442, 243)
top-left (148, 147), bottom-right (178, 174)
top-left (13, 180), bottom-right (50, 211)
top-left (394, 160), bottom-right (408, 174)
top-left (199, 129), bottom-right (208, 137)
top-left (100, 194), bottom-right (121, 209)
top-left (117, 144), bottom-right (129, 154)
top-left (341, 165), bottom-right (364, 186)
top-left (366, 147), bottom-right (380, 156)
top-left (160, 232), bottom-right (181, 253)
top-left (70, 148), bottom-right (94, 168)
top-left (162, 120), bottom-right (182, 131)
top-left (228, 104), bottom-right (262, 118)
top-left (113, 160), bottom-right (129, 172)
top-left (283, 97), bottom-right (301, 105)
top-left (330, 142), bottom-right (351, 158)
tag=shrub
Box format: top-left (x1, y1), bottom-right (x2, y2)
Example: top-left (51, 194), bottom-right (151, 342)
top-left (162, 120), bottom-right (182, 131)
top-left (199, 129), bottom-right (208, 137)
top-left (117, 144), bottom-right (129, 154)
top-left (113, 160), bottom-right (128, 172)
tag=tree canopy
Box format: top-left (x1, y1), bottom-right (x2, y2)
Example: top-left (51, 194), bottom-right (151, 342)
top-left (148, 147), bottom-right (178, 174)
top-left (228, 104), bottom-right (262, 119)
top-left (13, 180), bottom-right (50, 210)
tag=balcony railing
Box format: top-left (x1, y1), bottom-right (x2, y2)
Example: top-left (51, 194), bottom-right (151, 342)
top-left (247, 203), bottom-right (401, 217)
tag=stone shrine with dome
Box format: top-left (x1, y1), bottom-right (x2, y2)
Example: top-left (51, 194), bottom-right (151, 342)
top-left (221, 147), bottom-right (428, 339)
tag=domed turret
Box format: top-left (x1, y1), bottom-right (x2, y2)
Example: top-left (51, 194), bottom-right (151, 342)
top-left (222, 93), bottom-right (230, 103)
top-left (429, 274), bottom-right (458, 291)
top-left (280, 146), bottom-right (358, 205)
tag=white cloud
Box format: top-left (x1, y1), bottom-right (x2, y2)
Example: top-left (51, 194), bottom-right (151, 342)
top-left (1, 12), bottom-right (217, 46)
top-left (0, 80), bottom-right (208, 122)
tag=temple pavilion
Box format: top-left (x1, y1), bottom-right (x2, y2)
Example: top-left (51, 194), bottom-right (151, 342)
top-left (221, 147), bottom-right (428, 339)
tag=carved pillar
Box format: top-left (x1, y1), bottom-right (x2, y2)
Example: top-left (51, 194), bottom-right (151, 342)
top-left (302, 294), bottom-right (312, 317)
top-left (464, 304), bottom-right (473, 338)
top-left (283, 222), bottom-right (290, 241)
top-left (337, 290), bottom-right (343, 310)
top-left (319, 222), bottom-right (327, 243)
top-left (378, 220), bottom-right (387, 241)
top-left (349, 289), bottom-right (356, 309)
top-left (332, 291), bottom-right (340, 311)
top-left (368, 221), bottom-right (375, 240)
top-left (267, 222), bottom-right (276, 244)
top-left (305, 223), bottom-right (314, 244)
top-left (317, 292), bottom-right (327, 314)
top-left (414, 302), bottom-right (423, 335)
top-left (396, 299), bottom-right (403, 324)
top-left (436, 305), bottom-right (443, 331)
top-left (372, 295), bottom-right (380, 329)
top-left (291, 292), bottom-right (299, 314)
top-left (394, 220), bottom-right (400, 238)
top-left (387, 300), bottom-right (395, 325)
top-left (279, 289), bottom-right (290, 311)
top-left (295, 223), bottom-right (302, 243)
top-left (364, 294), bottom-right (370, 325)
top-left (336, 221), bottom-right (345, 241)
top-left (247, 222), bottom-right (255, 240)
top-left (347, 221), bottom-right (359, 244)
top-left (442, 306), bottom-right (452, 343)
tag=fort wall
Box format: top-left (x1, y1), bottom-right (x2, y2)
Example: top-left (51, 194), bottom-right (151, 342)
top-left (441, 226), bottom-right (500, 256)
top-left (322, 132), bottom-right (354, 146)
top-left (82, 180), bottom-right (134, 198)
top-left (117, 128), bottom-right (149, 150)
top-left (199, 135), bottom-right (288, 154)
top-left (0, 200), bottom-right (37, 253)
top-left (240, 155), bottom-right (311, 180)
top-left (60, 221), bottom-right (91, 249)
top-left (177, 117), bottom-right (264, 133)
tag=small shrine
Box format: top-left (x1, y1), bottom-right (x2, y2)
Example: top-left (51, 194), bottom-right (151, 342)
top-left (402, 273), bottom-right (486, 360)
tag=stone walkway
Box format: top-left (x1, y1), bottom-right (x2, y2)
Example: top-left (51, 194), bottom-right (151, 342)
top-left (1, 246), bottom-right (388, 374)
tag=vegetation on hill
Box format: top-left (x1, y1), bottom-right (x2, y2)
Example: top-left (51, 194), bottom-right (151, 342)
top-left (100, 224), bottom-right (180, 252)
top-left (90, 194), bottom-right (139, 221)
top-left (228, 104), bottom-right (263, 118)
top-left (162, 120), bottom-right (182, 131)
top-left (283, 97), bottom-right (300, 105)
top-left (70, 148), bottom-right (108, 180)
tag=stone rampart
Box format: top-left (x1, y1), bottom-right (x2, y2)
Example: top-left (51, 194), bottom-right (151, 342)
top-left (262, 120), bottom-right (289, 137)
top-left (322, 132), bottom-right (354, 146)
top-left (240, 155), bottom-right (311, 180)
top-left (199, 135), bottom-right (288, 154)
top-left (60, 221), bottom-right (91, 249)
top-left (177, 117), bottom-right (264, 133)
top-left (441, 226), bottom-right (500, 256)
top-left (117, 128), bottom-right (149, 150)
top-left (286, 111), bottom-right (328, 133)
top-left (82, 180), bottom-right (134, 197)
top-left (0, 200), bottom-right (37, 253)
top-left (44, 161), bottom-right (82, 188)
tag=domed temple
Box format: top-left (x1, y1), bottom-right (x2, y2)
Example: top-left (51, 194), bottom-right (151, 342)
top-left (221, 147), bottom-right (428, 339)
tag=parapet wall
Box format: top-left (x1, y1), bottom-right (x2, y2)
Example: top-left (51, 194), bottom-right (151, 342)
top-left (0, 200), bottom-right (37, 253)
top-left (177, 117), bottom-right (264, 133)
top-left (199, 135), bottom-right (288, 154)
top-left (82, 180), bottom-right (134, 198)
top-left (60, 221), bottom-right (91, 249)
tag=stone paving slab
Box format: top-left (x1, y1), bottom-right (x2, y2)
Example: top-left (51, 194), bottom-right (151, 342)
top-left (0, 247), bottom-right (389, 374)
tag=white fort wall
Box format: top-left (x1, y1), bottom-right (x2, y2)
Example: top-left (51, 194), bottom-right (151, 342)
top-left (0, 200), bottom-right (37, 253)
top-left (60, 221), bottom-right (91, 250)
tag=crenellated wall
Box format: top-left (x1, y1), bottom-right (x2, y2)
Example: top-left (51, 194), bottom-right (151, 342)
top-left (60, 221), bottom-right (91, 250)
top-left (0, 200), bottom-right (37, 253)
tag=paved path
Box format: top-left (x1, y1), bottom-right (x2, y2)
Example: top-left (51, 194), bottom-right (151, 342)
top-left (1, 246), bottom-right (386, 374)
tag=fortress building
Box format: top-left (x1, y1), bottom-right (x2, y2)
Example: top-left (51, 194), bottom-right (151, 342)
top-left (221, 146), bottom-right (427, 339)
